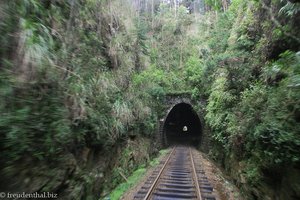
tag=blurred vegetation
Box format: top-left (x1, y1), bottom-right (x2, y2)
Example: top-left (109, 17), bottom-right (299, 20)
top-left (0, 0), bottom-right (161, 198)
top-left (0, 0), bottom-right (299, 199)
top-left (0, 0), bottom-right (158, 158)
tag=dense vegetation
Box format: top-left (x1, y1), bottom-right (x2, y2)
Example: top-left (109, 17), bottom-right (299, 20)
top-left (194, 1), bottom-right (300, 198)
top-left (0, 0), bottom-right (299, 199)
top-left (0, 0), bottom-right (161, 198)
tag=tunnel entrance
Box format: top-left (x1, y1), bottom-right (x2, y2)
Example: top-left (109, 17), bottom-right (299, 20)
top-left (162, 103), bottom-right (202, 146)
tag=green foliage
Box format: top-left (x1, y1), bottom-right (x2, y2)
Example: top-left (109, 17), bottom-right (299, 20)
top-left (183, 56), bottom-right (204, 87)
top-left (0, 0), bottom-right (159, 173)
top-left (226, 51), bottom-right (300, 167)
top-left (143, 6), bottom-right (300, 186)
top-left (198, 0), bottom-right (300, 189)
top-left (205, 69), bottom-right (236, 148)
top-left (1, 0), bottom-right (300, 198)
top-left (0, 73), bottom-right (71, 162)
top-left (108, 168), bottom-right (146, 200)
top-left (279, 1), bottom-right (300, 17)
top-left (133, 18), bottom-right (149, 56)
top-left (243, 161), bottom-right (261, 185)
top-left (107, 149), bottom-right (170, 200)
top-left (205, 0), bottom-right (222, 11)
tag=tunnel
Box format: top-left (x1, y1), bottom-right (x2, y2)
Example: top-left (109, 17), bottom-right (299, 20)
top-left (162, 103), bottom-right (202, 146)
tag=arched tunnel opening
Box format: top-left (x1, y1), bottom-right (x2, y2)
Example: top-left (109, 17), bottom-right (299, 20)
top-left (162, 103), bottom-right (202, 146)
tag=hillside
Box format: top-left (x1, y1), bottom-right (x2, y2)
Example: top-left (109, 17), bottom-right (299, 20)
top-left (0, 0), bottom-right (299, 199)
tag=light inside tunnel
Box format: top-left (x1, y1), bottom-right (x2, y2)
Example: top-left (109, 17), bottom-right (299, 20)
top-left (163, 103), bottom-right (202, 146)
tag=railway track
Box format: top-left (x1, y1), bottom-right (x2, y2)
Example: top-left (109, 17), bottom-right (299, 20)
top-left (134, 146), bottom-right (217, 200)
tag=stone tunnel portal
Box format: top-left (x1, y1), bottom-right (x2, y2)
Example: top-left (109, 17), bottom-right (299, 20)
top-left (162, 103), bottom-right (202, 146)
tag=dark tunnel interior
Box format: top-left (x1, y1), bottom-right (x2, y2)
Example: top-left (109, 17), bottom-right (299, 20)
top-left (163, 103), bottom-right (202, 146)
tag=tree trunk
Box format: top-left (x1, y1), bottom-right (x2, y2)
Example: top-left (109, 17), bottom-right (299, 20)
top-left (222, 0), bottom-right (228, 11)
top-left (151, 0), bottom-right (154, 29)
top-left (174, 0), bottom-right (177, 18)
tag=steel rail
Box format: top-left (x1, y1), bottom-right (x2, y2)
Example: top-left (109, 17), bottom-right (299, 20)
top-left (143, 147), bottom-right (176, 200)
top-left (190, 147), bottom-right (203, 200)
